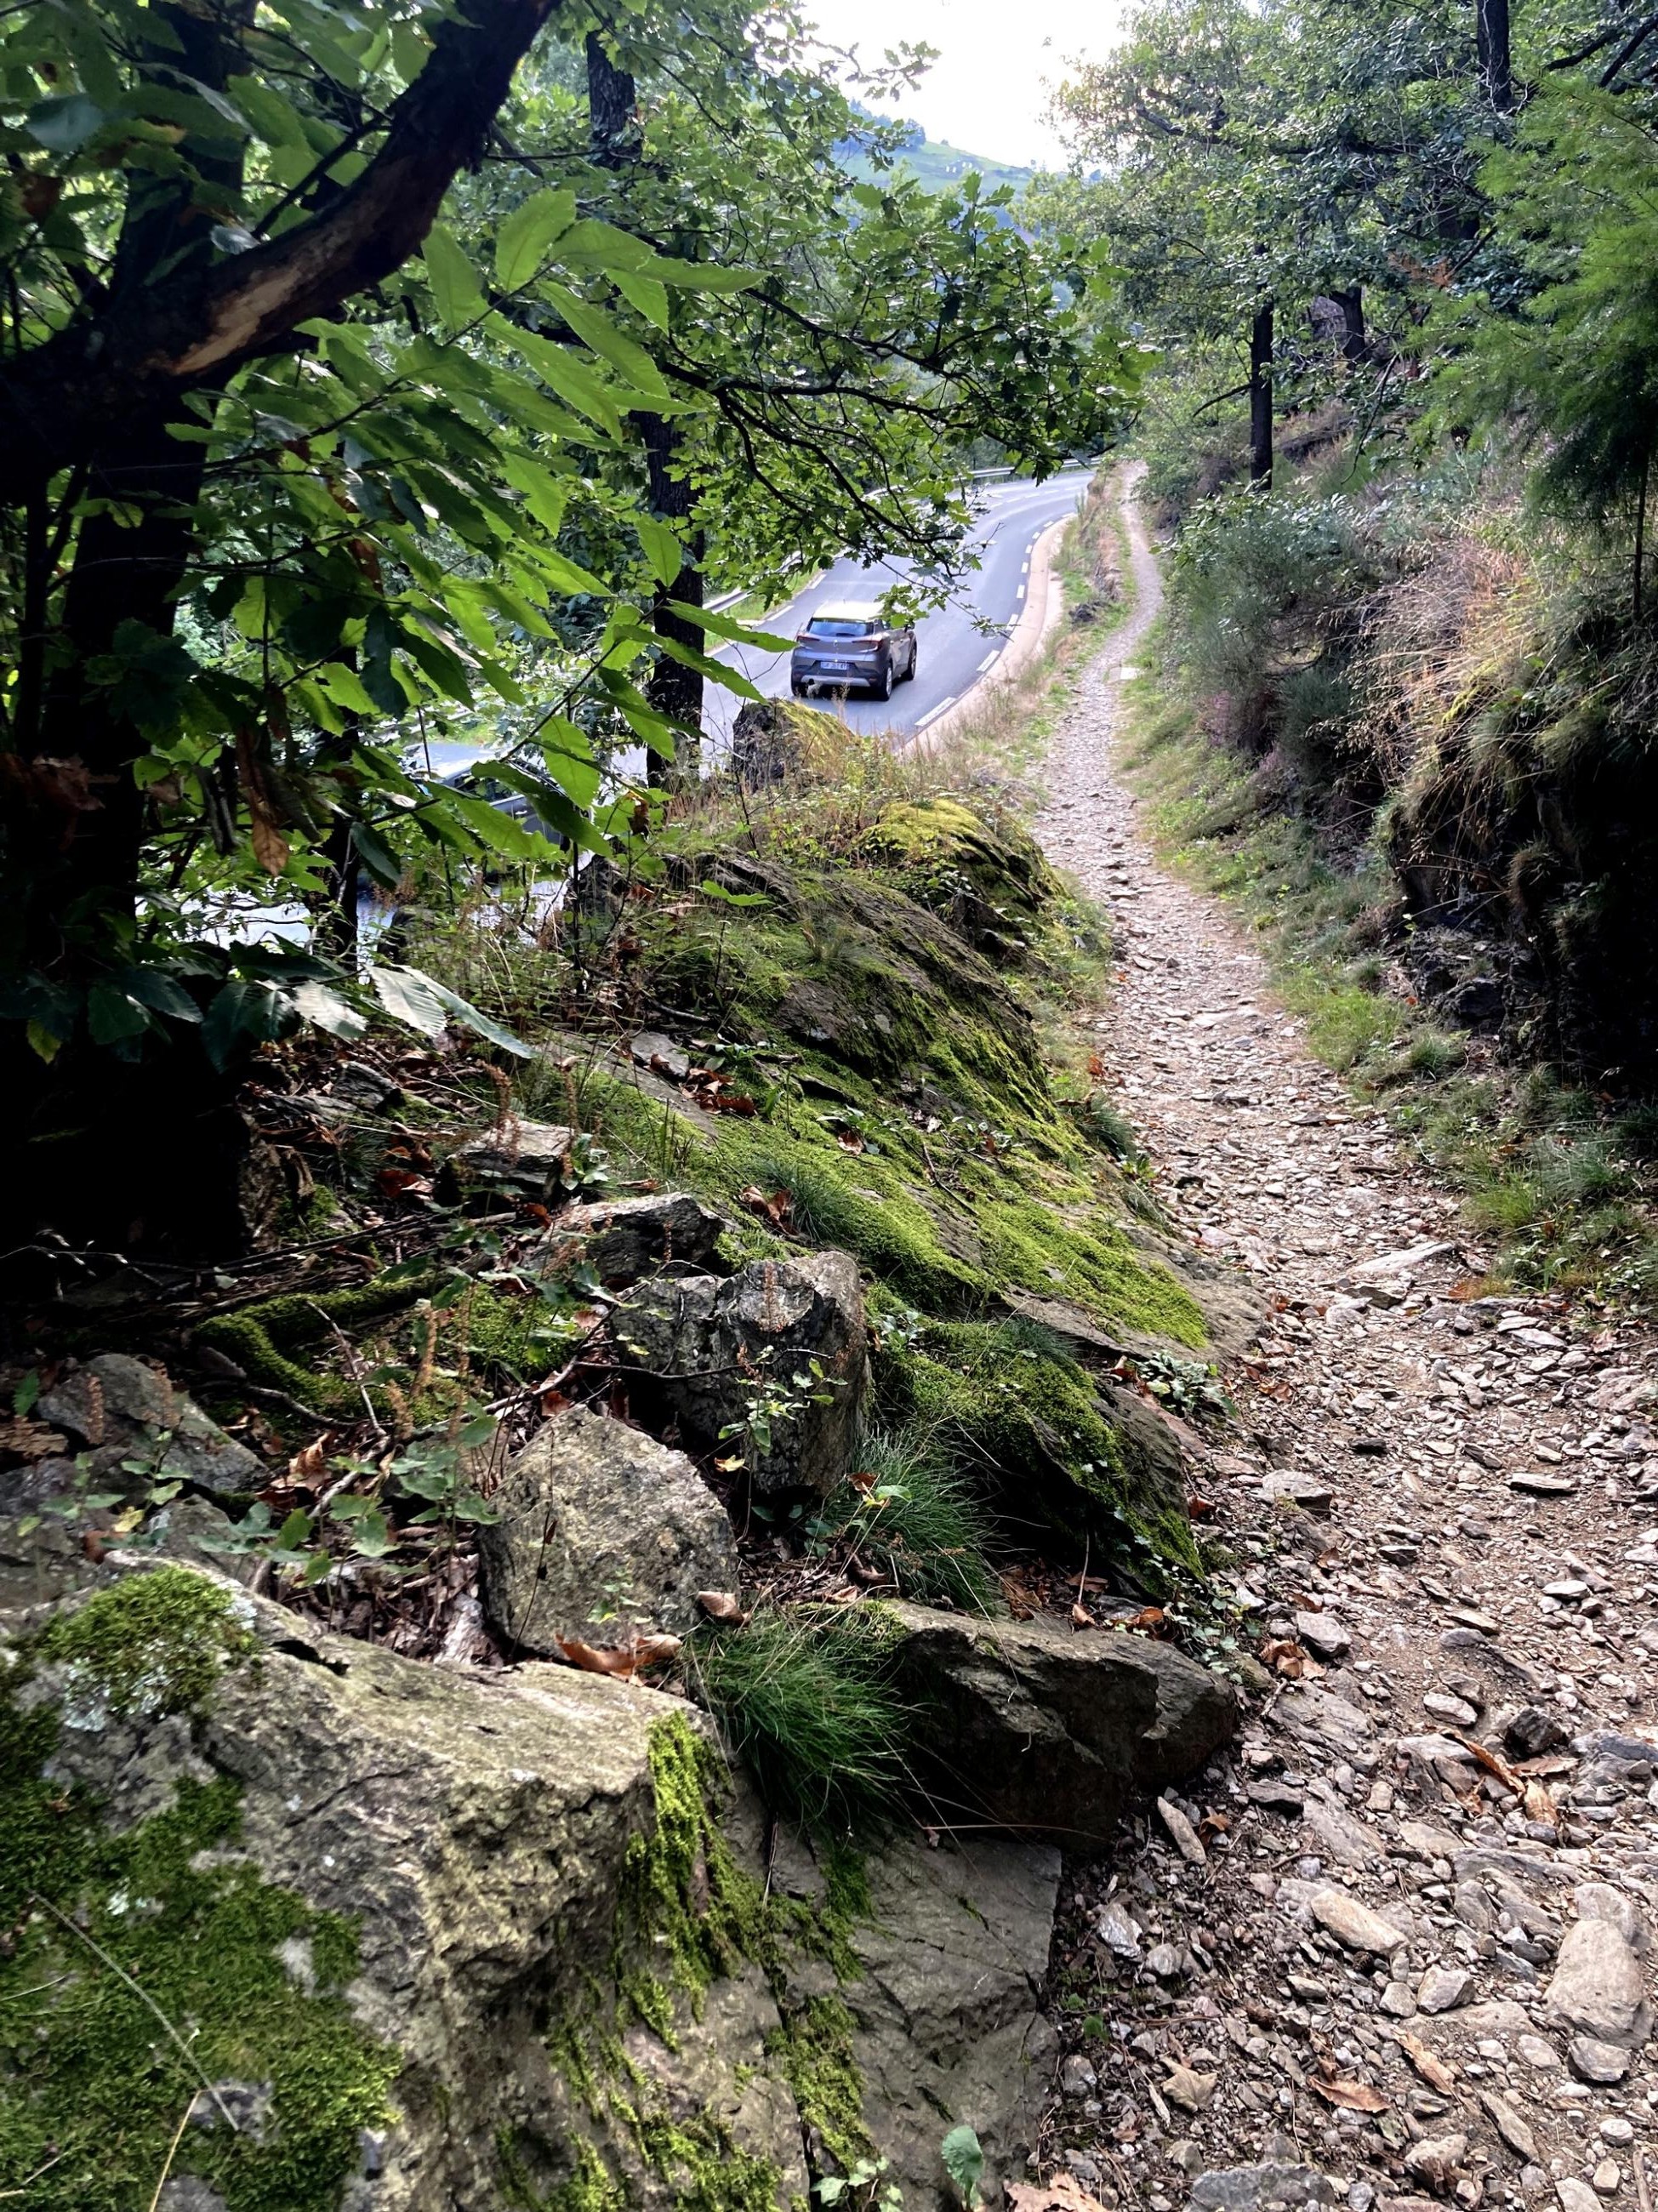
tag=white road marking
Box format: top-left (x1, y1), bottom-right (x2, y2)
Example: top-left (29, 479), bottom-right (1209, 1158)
top-left (915, 695), bottom-right (958, 729)
top-left (1015, 584), bottom-right (1026, 601)
top-left (977, 650), bottom-right (1000, 673)
top-left (1021, 560), bottom-right (1030, 574)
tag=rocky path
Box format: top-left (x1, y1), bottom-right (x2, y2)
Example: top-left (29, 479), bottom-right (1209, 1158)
top-left (1025, 475), bottom-right (1658, 2212)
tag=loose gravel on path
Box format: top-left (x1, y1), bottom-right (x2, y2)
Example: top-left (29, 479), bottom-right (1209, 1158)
top-left (1025, 474), bottom-right (1658, 2212)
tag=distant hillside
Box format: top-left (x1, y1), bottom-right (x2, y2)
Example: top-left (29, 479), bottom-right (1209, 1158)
top-left (840, 111), bottom-right (1034, 199)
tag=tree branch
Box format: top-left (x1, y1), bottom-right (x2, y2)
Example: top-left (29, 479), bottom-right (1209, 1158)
top-left (0, 0), bottom-right (560, 504)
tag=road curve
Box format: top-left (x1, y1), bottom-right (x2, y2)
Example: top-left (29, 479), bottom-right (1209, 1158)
top-left (704, 470), bottom-right (1088, 755)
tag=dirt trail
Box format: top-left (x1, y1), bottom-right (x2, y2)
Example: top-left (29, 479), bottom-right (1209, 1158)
top-left (1025, 473), bottom-right (1658, 2212)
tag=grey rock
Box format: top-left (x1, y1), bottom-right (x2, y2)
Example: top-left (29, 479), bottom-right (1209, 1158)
top-left (1296, 1611), bottom-right (1351, 1662)
top-left (1574, 1882), bottom-right (1649, 1954)
top-left (1188, 2164), bottom-right (1337, 2211)
top-left (611, 1250), bottom-right (867, 1496)
top-left (1158, 1795), bottom-right (1208, 1863)
top-left (447, 1118), bottom-right (575, 1199)
top-left (1301, 1787), bottom-right (1381, 1868)
top-left (779, 1825), bottom-right (1060, 2212)
top-left (1568, 2035), bottom-right (1633, 2085)
top-left (1558, 2183), bottom-right (1604, 2212)
top-left (157, 2182), bottom-right (230, 2212)
top-left (476, 1407), bottom-right (738, 1653)
top-left (630, 1030), bottom-right (691, 1082)
top-left (1097, 1900), bottom-right (1142, 1961)
top-left (1308, 1888), bottom-right (1409, 1955)
top-left (1416, 1964), bottom-right (1472, 2014)
top-left (1405, 2134), bottom-right (1467, 2192)
top-left (885, 1600), bottom-right (1236, 1846)
top-left (559, 1192), bottom-right (728, 1288)
top-left (1061, 2052), bottom-right (1098, 2098)
top-left (1423, 1690), bottom-right (1480, 1729)
top-left (1262, 1472), bottom-right (1334, 1516)
top-left (39, 1354), bottom-right (263, 1497)
top-left (1145, 1941), bottom-right (1185, 1981)
top-left (1545, 1918), bottom-right (1651, 2047)
top-left (1506, 1705), bottom-right (1569, 1759)
top-left (1478, 2089), bottom-right (1536, 2162)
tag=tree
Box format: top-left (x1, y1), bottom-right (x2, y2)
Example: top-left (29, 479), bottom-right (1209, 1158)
top-left (0, 0), bottom-right (1136, 1257)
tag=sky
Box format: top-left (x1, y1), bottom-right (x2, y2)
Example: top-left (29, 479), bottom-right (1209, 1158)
top-left (806, 0), bottom-right (1128, 169)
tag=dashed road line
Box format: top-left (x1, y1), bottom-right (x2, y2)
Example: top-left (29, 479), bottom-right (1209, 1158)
top-left (915, 695), bottom-right (957, 729)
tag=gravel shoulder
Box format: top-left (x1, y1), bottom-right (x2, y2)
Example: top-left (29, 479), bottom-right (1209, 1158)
top-left (1023, 471), bottom-right (1658, 2212)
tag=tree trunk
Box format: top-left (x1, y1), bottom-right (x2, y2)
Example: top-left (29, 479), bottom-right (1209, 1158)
top-left (1477, 0), bottom-right (1513, 111)
top-left (586, 33), bottom-right (703, 787)
top-left (1249, 299), bottom-right (1274, 489)
top-left (1332, 286), bottom-right (1366, 364)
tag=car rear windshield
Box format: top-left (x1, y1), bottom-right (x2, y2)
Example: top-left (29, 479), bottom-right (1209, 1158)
top-left (804, 617), bottom-right (876, 638)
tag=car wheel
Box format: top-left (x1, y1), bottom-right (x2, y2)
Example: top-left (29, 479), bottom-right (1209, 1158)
top-left (875, 654), bottom-right (895, 702)
top-left (903, 641), bottom-right (919, 682)
top-left (790, 678), bottom-right (806, 697)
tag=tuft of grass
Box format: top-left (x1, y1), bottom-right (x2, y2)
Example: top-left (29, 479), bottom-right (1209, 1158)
top-left (690, 1607), bottom-right (911, 1834)
top-left (812, 1428), bottom-right (996, 1612)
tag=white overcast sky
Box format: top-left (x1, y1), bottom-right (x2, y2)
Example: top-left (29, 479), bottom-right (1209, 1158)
top-left (806, 0), bottom-right (1129, 168)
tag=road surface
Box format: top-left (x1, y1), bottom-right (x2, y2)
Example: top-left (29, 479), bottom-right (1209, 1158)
top-left (704, 469), bottom-right (1087, 754)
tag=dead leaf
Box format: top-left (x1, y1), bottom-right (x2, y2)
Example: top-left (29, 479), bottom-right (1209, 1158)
top-left (1120, 1605), bottom-right (1167, 1636)
top-left (288, 1440), bottom-right (328, 1487)
top-left (696, 1591), bottom-right (747, 1623)
top-left (1071, 1602), bottom-right (1095, 1629)
top-left (1007, 2176), bottom-right (1110, 2212)
top-left (1522, 1779), bottom-right (1558, 1827)
top-left (1453, 1730), bottom-right (1523, 1795)
top-left (0, 1416), bottom-right (68, 1461)
top-left (249, 810), bottom-right (289, 875)
top-left (1399, 2032), bottom-right (1456, 2095)
top-left (1309, 2078), bottom-right (1388, 2113)
top-left (556, 1633), bottom-right (681, 1679)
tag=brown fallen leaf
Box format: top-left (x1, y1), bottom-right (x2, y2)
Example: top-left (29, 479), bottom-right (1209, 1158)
top-left (1120, 1605), bottom-right (1167, 1637)
top-left (1522, 1779), bottom-right (1558, 1827)
top-left (696, 1591), bottom-right (748, 1624)
top-left (556, 1633), bottom-right (682, 1679)
top-left (0, 1416), bottom-right (67, 1461)
top-left (1399, 2032), bottom-right (1457, 2095)
top-left (1308, 2078), bottom-right (1388, 2113)
top-left (288, 1440), bottom-right (328, 1486)
top-left (1006, 2176), bottom-right (1110, 2212)
top-left (1453, 1730), bottom-right (1523, 1795)
top-left (1071, 1602), bottom-right (1095, 1629)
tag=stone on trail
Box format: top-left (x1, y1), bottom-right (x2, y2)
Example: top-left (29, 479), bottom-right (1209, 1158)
top-left (1309, 1887), bottom-right (1409, 1955)
top-left (447, 1117), bottom-right (574, 1199)
top-left (1558, 2182), bottom-right (1604, 2212)
top-left (610, 1249), bottom-right (867, 1496)
top-left (476, 1405), bottom-right (738, 1653)
top-left (1158, 1796), bottom-right (1208, 1863)
top-left (1544, 1918), bottom-right (1651, 2047)
top-left (1478, 2089), bottom-right (1538, 2163)
top-left (1261, 1471), bottom-right (1333, 1515)
top-left (1568, 2035), bottom-right (1633, 2085)
top-left (1187, 2164), bottom-right (1337, 2211)
top-left (1404, 2133), bottom-right (1467, 2192)
top-left (884, 1600), bottom-right (1236, 1845)
top-left (1295, 1609), bottom-right (1351, 1662)
top-left (1416, 1964), bottom-right (1472, 2014)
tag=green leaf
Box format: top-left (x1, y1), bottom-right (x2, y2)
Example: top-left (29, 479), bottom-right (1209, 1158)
top-left (612, 269), bottom-right (670, 328)
top-left (26, 94), bottom-right (106, 154)
top-left (494, 186), bottom-right (577, 290)
top-left (287, 978), bottom-right (369, 1040)
top-left (424, 225), bottom-right (486, 334)
top-left (545, 282), bottom-right (670, 402)
top-left (225, 73), bottom-right (311, 151)
top-left (86, 983), bottom-right (151, 1045)
top-left (646, 256), bottom-right (761, 294)
top-left (369, 965), bottom-right (532, 1057)
top-left (637, 517), bottom-right (683, 585)
top-left (120, 966), bottom-right (202, 1023)
top-left (940, 2126), bottom-right (983, 2208)
top-left (676, 601), bottom-right (794, 651)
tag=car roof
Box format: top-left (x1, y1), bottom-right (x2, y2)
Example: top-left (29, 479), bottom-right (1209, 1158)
top-left (809, 599), bottom-right (883, 621)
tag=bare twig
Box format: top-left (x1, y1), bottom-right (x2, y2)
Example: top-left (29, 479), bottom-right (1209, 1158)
top-left (147, 2097), bottom-right (200, 2212)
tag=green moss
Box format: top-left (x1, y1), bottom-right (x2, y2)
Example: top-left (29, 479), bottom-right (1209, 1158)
top-left (766, 1994), bottom-right (872, 2170)
top-left (197, 1275), bottom-right (437, 1415)
top-left (37, 1565), bottom-right (256, 1727)
top-left (0, 1683), bottom-right (396, 2212)
top-left (638, 2113), bottom-right (782, 2212)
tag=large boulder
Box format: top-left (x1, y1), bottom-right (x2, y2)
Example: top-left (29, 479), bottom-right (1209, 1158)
top-left (476, 1406), bottom-right (738, 1653)
top-left (611, 1250), bottom-right (868, 1496)
top-left (886, 1601), bottom-right (1236, 1846)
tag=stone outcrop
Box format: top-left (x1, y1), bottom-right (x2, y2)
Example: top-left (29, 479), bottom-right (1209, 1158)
top-left (611, 1250), bottom-right (867, 1495)
top-left (476, 1406), bottom-right (738, 1652)
top-left (885, 1601), bottom-right (1237, 1845)
top-left (557, 1190), bottom-right (730, 1289)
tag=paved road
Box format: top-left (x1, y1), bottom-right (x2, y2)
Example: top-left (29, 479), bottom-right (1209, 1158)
top-left (704, 469), bottom-right (1089, 755)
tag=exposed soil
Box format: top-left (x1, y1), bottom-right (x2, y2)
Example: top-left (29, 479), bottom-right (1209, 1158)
top-left (1025, 475), bottom-right (1658, 2212)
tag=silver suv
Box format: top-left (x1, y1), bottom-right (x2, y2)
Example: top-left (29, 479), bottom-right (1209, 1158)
top-left (789, 600), bottom-right (918, 702)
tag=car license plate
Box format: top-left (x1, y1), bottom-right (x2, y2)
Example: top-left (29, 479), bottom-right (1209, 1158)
top-left (820, 658), bottom-right (848, 671)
